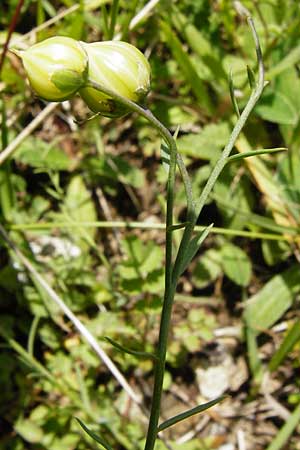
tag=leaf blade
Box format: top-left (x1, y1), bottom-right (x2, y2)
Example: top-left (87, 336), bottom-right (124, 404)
top-left (75, 418), bottom-right (113, 450)
top-left (157, 395), bottom-right (226, 432)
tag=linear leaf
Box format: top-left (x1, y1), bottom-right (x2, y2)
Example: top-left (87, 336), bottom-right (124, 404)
top-left (75, 418), bottom-right (113, 450)
top-left (157, 395), bottom-right (226, 432)
top-left (227, 147), bottom-right (287, 163)
top-left (246, 65), bottom-right (256, 89)
top-left (179, 223), bottom-right (213, 276)
top-left (104, 337), bottom-right (158, 360)
top-left (229, 69), bottom-right (240, 118)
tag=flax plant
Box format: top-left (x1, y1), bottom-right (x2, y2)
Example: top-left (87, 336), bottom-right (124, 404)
top-left (8, 2), bottom-right (267, 448)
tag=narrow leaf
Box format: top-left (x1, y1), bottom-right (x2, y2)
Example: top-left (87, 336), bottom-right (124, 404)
top-left (269, 320), bottom-right (300, 372)
top-left (227, 147), bottom-right (287, 163)
top-left (246, 65), bottom-right (256, 89)
top-left (157, 395), bottom-right (226, 432)
top-left (75, 418), bottom-right (113, 450)
top-left (104, 337), bottom-right (158, 360)
top-left (229, 69), bottom-right (240, 118)
top-left (179, 224), bottom-right (213, 276)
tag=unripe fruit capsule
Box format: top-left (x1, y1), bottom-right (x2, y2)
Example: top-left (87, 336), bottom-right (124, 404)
top-left (13, 36), bottom-right (88, 101)
top-left (79, 41), bottom-right (151, 118)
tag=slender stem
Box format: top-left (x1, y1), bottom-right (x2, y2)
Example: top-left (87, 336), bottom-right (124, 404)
top-left (87, 80), bottom-right (191, 448)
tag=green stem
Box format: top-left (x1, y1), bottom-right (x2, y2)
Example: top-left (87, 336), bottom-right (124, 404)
top-left (87, 80), bottom-right (192, 448)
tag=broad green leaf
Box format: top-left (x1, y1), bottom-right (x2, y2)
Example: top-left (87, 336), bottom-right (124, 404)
top-left (255, 90), bottom-right (298, 125)
top-left (245, 265), bottom-right (300, 332)
top-left (64, 175), bottom-right (97, 241)
top-left (14, 137), bottom-right (71, 171)
top-left (267, 45), bottom-right (300, 80)
top-left (221, 243), bottom-right (252, 287)
top-left (119, 236), bottom-right (164, 294)
top-left (14, 419), bottom-right (43, 443)
top-left (192, 249), bottom-right (222, 289)
top-left (176, 122), bottom-right (231, 160)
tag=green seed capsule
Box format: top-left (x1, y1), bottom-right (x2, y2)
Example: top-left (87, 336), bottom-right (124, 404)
top-left (14, 36), bottom-right (88, 101)
top-left (79, 41), bottom-right (151, 118)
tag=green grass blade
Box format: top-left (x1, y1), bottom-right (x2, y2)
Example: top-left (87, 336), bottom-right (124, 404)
top-left (269, 320), bottom-right (300, 372)
top-left (101, 4), bottom-right (109, 39)
top-left (108, 0), bottom-right (119, 39)
top-left (76, 418), bottom-right (113, 450)
top-left (160, 20), bottom-right (213, 115)
top-left (265, 402), bottom-right (300, 450)
top-left (157, 395), bottom-right (226, 432)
